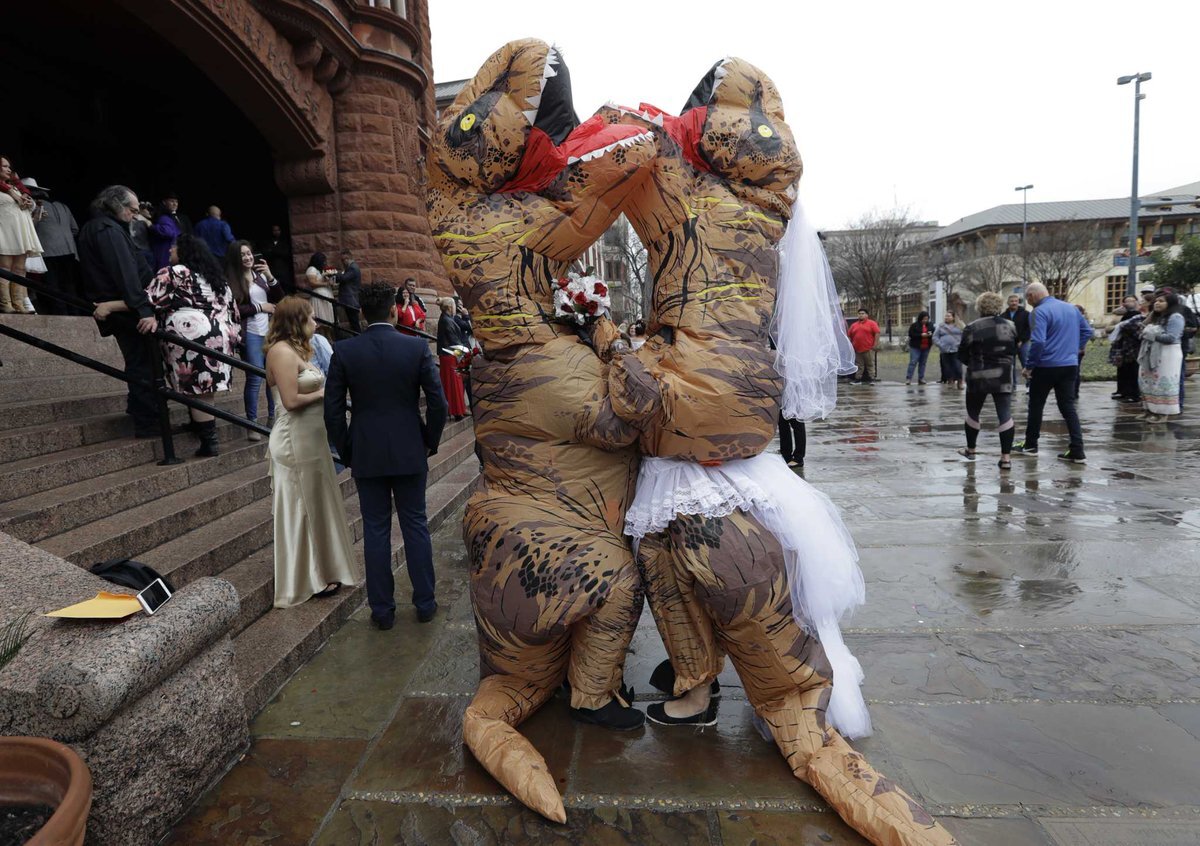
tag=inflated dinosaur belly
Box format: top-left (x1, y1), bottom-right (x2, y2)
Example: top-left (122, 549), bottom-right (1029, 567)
top-left (426, 39), bottom-right (655, 823)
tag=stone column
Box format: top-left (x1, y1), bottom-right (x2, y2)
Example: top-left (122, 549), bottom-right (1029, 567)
top-left (332, 73), bottom-right (450, 294)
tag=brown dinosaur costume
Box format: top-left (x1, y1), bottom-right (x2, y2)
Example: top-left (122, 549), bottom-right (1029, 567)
top-left (597, 63), bottom-right (959, 845)
top-left (425, 40), bottom-right (661, 824)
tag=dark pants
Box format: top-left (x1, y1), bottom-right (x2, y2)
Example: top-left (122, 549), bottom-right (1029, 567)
top-left (1116, 361), bottom-right (1141, 400)
top-left (1023, 366), bottom-right (1085, 456)
top-left (964, 391), bottom-right (1015, 453)
top-left (40, 255), bottom-right (86, 315)
top-left (939, 352), bottom-right (962, 383)
top-left (779, 414), bottom-right (806, 463)
top-left (356, 472), bottom-right (435, 620)
top-left (113, 328), bottom-right (159, 432)
top-left (337, 302), bottom-right (361, 333)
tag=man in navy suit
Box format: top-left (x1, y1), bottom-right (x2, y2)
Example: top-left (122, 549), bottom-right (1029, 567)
top-left (325, 282), bottom-right (447, 629)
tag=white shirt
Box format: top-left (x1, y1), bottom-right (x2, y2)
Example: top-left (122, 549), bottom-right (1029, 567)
top-left (247, 274), bottom-right (273, 335)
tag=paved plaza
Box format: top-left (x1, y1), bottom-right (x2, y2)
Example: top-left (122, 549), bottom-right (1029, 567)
top-left (169, 380), bottom-right (1200, 845)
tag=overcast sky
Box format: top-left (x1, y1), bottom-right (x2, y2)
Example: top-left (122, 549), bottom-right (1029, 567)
top-left (430, 0), bottom-right (1198, 231)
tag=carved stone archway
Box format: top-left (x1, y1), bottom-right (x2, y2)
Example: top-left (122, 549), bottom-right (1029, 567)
top-left (111, 0), bottom-right (450, 292)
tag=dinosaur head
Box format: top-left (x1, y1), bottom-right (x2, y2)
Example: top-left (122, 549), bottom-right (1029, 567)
top-left (678, 58), bottom-right (801, 196)
top-left (434, 39), bottom-right (654, 199)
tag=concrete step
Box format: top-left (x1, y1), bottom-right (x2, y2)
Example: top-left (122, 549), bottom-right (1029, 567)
top-left (233, 457), bottom-right (479, 716)
top-left (134, 424), bottom-right (475, 604)
top-left (0, 314), bottom-right (112, 349)
top-left (0, 439), bottom-right (269, 543)
top-left (0, 347), bottom-right (125, 379)
top-left (39, 461), bottom-right (272, 566)
top-left (0, 391), bottom-right (258, 464)
top-left (0, 371), bottom-right (128, 403)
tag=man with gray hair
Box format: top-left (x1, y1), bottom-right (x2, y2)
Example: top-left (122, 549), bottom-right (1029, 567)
top-left (78, 185), bottom-right (159, 437)
top-left (1012, 282), bottom-right (1092, 463)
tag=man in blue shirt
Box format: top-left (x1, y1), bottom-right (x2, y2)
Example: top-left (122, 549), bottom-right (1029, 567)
top-left (1013, 282), bottom-right (1092, 463)
top-left (193, 206), bottom-right (234, 259)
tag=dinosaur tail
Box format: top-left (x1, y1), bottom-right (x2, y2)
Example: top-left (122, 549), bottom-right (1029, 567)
top-left (462, 676), bottom-right (566, 824)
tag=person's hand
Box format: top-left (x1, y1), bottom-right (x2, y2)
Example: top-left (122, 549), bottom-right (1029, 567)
top-left (253, 260), bottom-right (271, 278)
top-left (260, 302), bottom-right (276, 314)
top-left (93, 302), bottom-right (116, 321)
top-left (137, 316), bottom-right (158, 334)
top-left (1022, 368), bottom-right (1032, 379)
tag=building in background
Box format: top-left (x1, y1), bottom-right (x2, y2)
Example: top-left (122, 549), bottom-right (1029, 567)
top-left (2, 0), bottom-right (451, 293)
top-left (924, 180), bottom-right (1200, 322)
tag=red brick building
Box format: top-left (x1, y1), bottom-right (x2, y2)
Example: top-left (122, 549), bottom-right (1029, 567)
top-left (2, 0), bottom-right (450, 293)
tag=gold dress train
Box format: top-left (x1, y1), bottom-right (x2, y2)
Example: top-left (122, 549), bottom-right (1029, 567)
top-left (270, 368), bottom-right (356, 607)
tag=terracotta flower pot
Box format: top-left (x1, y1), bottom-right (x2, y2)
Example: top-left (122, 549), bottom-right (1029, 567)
top-left (0, 737), bottom-right (91, 846)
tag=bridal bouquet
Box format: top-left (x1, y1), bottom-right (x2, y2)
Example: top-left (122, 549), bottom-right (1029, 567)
top-left (553, 272), bottom-right (610, 325)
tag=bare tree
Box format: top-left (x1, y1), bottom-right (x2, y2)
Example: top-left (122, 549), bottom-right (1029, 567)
top-left (957, 246), bottom-right (1021, 297)
top-left (1022, 218), bottom-right (1101, 299)
top-left (826, 208), bottom-right (925, 319)
top-left (603, 216), bottom-right (647, 322)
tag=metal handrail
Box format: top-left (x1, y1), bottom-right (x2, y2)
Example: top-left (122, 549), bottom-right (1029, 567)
top-left (0, 267), bottom-right (269, 465)
top-left (298, 281), bottom-right (438, 342)
top-left (2, 269), bottom-right (266, 378)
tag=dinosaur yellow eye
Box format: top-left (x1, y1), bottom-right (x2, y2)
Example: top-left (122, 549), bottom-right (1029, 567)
top-left (459, 113), bottom-right (477, 132)
top-left (757, 124), bottom-right (774, 138)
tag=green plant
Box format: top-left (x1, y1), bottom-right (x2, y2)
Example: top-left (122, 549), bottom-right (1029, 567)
top-left (0, 612), bottom-right (33, 671)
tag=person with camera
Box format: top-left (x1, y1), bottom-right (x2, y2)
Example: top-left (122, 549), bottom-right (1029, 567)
top-left (226, 239), bottom-right (284, 439)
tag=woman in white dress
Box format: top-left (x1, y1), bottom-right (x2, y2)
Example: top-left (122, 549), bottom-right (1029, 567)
top-left (264, 296), bottom-right (356, 607)
top-left (0, 155), bottom-right (43, 313)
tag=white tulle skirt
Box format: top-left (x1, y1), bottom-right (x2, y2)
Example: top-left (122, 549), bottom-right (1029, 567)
top-left (626, 453), bottom-right (872, 738)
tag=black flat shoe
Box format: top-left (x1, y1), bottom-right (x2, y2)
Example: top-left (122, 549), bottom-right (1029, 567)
top-left (569, 697), bottom-right (645, 730)
top-left (371, 613), bottom-right (395, 631)
top-left (646, 699), bottom-right (719, 727)
top-left (313, 583), bottom-right (340, 598)
top-left (647, 659), bottom-right (721, 699)
top-left (417, 603), bottom-right (438, 623)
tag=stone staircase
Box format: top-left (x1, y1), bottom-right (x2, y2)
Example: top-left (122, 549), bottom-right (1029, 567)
top-left (0, 314), bottom-right (478, 716)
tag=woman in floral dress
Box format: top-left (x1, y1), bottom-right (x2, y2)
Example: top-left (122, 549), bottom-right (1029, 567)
top-left (147, 234), bottom-right (241, 456)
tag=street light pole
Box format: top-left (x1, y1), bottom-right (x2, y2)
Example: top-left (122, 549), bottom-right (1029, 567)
top-left (1118, 71), bottom-right (1151, 297)
top-left (1014, 184), bottom-right (1033, 292)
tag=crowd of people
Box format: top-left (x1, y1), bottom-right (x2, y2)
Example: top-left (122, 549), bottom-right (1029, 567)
top-left (39, 181), bottom-right (465, 620)
top-left (835, 280), bottom-right (1196, 469)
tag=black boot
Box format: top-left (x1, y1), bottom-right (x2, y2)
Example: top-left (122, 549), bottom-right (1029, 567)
top-left (194, 420), bottom-right (219, 457)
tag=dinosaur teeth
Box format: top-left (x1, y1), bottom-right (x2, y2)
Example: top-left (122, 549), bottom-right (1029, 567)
top-left (522, 109), bottom-right (537, 125)
top-left (566, 131), bottom-right (654, 165)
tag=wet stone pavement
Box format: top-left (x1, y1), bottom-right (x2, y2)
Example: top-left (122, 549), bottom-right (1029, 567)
top-left (169, 381), bottom-right (1200, 845)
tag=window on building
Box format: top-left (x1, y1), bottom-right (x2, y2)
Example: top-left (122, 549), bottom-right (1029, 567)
top-left (1046, 278), bottom-right (1070, 300)
top-left (1153, 224), bottom-right (1176, 246)
top-left (995, 232), bottom-right (1021, 254)
top-left (1105, 276), bottom-right (1127, 314)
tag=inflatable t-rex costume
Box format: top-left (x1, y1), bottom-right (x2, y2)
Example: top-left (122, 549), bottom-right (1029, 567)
top-left (595, 63), bottom-right (959, 846)
top-left (425, 39), bottom-right (661, 824)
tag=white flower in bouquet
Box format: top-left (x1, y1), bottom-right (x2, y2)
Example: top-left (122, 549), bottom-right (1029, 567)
top-left (553, 272), bottom-right (611, 325)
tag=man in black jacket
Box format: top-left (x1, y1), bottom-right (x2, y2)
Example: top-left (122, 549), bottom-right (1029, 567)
top-left (324, 282), bottom-right (447, 629)
top-left (1004, 294), bottom-right (1032, 386)
top-left (334, 249), bottom-right (362, 331)
top-left (78, 185), bottom-right (159, 437)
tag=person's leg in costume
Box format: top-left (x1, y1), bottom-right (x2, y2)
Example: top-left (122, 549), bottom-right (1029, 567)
top-left (657, 512), bottom-right (957, 846)
top-left (994, 393), bottom-right (1015, 456)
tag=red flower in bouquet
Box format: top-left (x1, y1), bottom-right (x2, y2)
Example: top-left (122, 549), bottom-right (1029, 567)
top-left (586, 301), bottom-right (599, 315)
top-left (573, 291), bottom-right (588, 305)
top-left (557, 277), bottom-right (570, 289)
top-left (593, 282), bottom-right (608, 297)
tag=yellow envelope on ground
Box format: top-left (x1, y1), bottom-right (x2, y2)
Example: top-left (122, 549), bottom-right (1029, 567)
top-left (45, 591), bottom-right (142, 619)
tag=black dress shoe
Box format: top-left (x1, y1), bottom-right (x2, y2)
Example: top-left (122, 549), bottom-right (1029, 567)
top-left (646, 699), bottom-right (719, 727)
top-left (371, 613), bottom-right (395, 631)
top-left (647, 659), bottom-right (721, 699)
top-left (417, 603), bottom-right (438, 623)
top-left (569, 697), bottom-right (645, 730)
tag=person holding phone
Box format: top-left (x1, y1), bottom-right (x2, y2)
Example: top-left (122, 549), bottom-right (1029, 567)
top-left (226, 240), bottom-right (283, 439)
